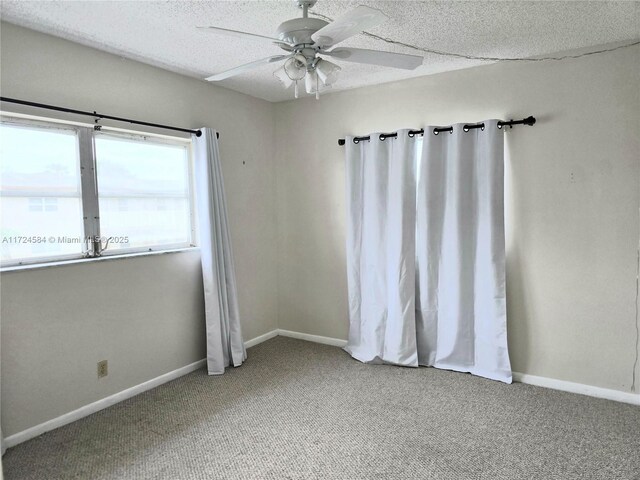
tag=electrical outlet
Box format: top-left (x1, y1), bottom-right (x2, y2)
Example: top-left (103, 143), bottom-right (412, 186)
top-left (97, 360), bottom-right (108, 378)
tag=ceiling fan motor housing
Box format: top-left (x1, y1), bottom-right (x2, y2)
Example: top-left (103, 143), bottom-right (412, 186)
top-left (276, 18), bottom-right (328, 46)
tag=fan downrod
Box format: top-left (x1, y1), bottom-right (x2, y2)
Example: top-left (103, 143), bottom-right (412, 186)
top-left (294, 0), bottom-right (318, 16)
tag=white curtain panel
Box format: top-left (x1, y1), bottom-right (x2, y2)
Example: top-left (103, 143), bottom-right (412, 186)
top-left (344, 121), bottom-right (512, 383)
top-left (416, 121), bottom-right (511, 383)
top-left (344, 130), bottom-right (419, 366)
top-left (1, 335), bottom-right (4, 456)
top-left (193, 128), bottom-right (246, 375)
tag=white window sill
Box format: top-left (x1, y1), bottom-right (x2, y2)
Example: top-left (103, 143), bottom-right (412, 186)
top-left (0, 247), bottom-right (200, 273)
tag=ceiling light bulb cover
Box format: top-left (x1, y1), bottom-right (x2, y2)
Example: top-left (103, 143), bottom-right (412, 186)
top-left (305, 70), bottom-right (319, 94)
top-left (315, 59), bottom-right (341, 85)
top-left (273, 65), bottom-right (294, 88)
top-left (284, 54), bottom-right (308, 81)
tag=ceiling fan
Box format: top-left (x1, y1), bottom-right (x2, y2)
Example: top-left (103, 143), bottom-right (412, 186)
top-left (199, 0), bottom-right (423, 99)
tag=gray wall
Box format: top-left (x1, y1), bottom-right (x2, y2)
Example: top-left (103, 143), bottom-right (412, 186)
top-left (273, 45), bottom-right (640, 394)
top-left (0, 23), bottom-right (278, 436)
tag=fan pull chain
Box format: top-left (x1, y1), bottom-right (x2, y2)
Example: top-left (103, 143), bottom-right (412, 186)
top-left (294, 80), bottom-right (299, 99)
top-left (316, 74), bottom-right (319, 100)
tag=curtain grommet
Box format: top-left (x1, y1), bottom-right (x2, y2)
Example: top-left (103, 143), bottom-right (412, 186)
top-left (379, 134), bottom-right (386, 141)
top-left (433, 129), bottom-right (439, 135)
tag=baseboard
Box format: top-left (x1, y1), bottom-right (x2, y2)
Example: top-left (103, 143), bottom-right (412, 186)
top-left (277, 329), bottom-right (348, 347)
top-left (513, 372), bottom-right (639, 406)
top-left (4, 330), bottom-right (278, 449)
top-left (4, 358), bottom-right (207, 449)
top-left (244, 329), bottom-right (278, 348)
top-left (275, 329), bottom-right (638, 406)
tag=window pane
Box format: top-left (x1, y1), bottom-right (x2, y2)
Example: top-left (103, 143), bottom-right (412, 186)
top-left (94, 135), bottom-right (191, 251)
top-left (1, 197), bottom-right (84, 260)
top-left (0, 124), bottom-right (81, 194)
top-left (0, 124), bottom-right (84, 264)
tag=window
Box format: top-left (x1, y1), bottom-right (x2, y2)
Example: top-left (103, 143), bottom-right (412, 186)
top-left (0, 117), bottom-right (195, 267)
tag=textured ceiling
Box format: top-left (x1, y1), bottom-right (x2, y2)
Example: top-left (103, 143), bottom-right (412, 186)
top-left (1, 1), bottom-right (638, 102)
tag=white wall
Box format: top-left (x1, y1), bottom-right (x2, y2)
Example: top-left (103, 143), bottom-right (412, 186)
top-left (0, 23), bottom-right (278, 436)
top-left (273, 45), bottom-right (640, 394)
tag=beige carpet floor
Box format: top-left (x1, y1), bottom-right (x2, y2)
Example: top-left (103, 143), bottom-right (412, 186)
top-left (3, 336), bottom-right (640, 479)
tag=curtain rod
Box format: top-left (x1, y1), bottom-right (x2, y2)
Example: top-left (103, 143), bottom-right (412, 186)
top-left (338, 116), bottom-right (536, 146)
top-left (0, 97), bottom-right (214, 138)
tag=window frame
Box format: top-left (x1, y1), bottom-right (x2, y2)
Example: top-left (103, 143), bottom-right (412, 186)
top-left (0, 114), bottom-right (197, 268)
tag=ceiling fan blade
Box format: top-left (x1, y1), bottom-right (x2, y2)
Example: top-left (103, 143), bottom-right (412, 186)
top-left (311, 6), bottom-right (388, 47)
top-left (323, 47), bottom-right (423, 70)
top-left (197, 26), bottom-right (291, 47)
top-left (205, 55), bottom-right (290, 81)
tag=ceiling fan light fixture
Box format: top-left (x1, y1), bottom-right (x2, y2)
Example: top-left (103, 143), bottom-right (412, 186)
top-left (315, 59), bottom-right (341, 86)
top-left (200, 2), bottom-right (423, 100)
